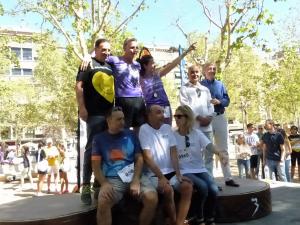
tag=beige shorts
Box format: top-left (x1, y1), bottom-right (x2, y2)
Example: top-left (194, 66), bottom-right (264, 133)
top-left (99, 175), bottom-right (156, 203)
top-left (48, 165), bottom-right (59, 175)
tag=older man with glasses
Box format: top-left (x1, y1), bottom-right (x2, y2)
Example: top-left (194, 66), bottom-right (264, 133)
top-left (201, 62), bottom-right (239, 187)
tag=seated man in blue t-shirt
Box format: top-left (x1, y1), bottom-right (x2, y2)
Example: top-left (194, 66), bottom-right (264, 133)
top-left (91, 107), bottom-right (157, 225)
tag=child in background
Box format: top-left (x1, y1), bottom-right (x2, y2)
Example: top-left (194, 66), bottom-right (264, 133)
top-left (19, 146), bottom-right (34, 191)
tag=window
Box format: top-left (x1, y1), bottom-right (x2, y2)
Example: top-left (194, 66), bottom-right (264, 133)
top-left (11, 68), bottom-right (33, 76)
top-left (10, 47), bottom-right (33, 60)
top-left (11, 47), bottom-right (21, 59)
top-left (23, 68), bottom-right (33, 76)
top-left (174, 72), bottom-right (182, 79)
top-left (22, 48), bottom-right (32, 60)
top-left (11, 68), bottom-right (22, 75)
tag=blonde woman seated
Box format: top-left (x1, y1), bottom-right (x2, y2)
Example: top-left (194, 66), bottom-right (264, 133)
top-left (172, 105), bottom-right (228, 225)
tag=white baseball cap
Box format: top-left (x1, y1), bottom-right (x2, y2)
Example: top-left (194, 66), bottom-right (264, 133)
top-left (46, 138), bottom-right (53, 144)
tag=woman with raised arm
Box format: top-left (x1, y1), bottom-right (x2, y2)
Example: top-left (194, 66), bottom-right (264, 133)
top-left (138, 43), bottom-right (196, 125)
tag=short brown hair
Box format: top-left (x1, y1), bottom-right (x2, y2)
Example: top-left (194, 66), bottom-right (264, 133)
top-left (95, 38), bottom-right (109, 48)
top-left (123, 37), bottom-right (137, 50)
top-left (202, 61), bottom-right (216, 71)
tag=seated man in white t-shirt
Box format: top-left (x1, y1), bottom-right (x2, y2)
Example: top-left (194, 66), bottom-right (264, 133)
top-left (139, 104), bottom-right (193, 225)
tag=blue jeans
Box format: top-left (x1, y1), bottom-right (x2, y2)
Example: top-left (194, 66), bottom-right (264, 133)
top-left (285, 158), bottom-right (291, 182)
top-left (237, 159), bottom-right (250, 178)
top-left (266, 159), bottom-right (287, 182)
top-left (184, 172), bottom-right (218, 219)
top-left (83, 115), bottom-right (106, 185)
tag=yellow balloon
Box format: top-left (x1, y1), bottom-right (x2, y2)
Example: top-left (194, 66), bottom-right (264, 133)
top-left (92, 71), bottom-right (114, 103)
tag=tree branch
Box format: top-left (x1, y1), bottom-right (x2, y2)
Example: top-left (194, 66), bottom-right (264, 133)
top-left (197, 0), bottom-right (222, 29)
top-left (111, 0), bottom-right (146, 36)
top-left (218, 5), bottom-right (224, 27)
top-left (47, 12), bottom-right (82, 59)
top-left (230, 8), bottom-right (249, 33)
top-left (91, 0), bottom-right (112, 47)
top-left (72, 0), bottom-right (88, 57)
top-left (175, 19), bottom-right (189, 40)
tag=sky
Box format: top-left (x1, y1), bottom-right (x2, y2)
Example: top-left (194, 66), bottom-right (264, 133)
top-left (0, 0), bottom-right (299, 51)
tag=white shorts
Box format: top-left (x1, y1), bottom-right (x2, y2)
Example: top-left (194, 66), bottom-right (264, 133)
top-left (48, 165), bottom-right (59, 175)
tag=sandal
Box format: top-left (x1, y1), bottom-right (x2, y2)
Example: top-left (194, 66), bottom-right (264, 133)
top-left (205, 218), bottom-right (215, 225)
top-left (195, 218), bottom-right (205, 225)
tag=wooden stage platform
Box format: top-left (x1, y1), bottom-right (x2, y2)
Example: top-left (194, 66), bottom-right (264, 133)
top-left (0, 178), bottom-right (271, 225)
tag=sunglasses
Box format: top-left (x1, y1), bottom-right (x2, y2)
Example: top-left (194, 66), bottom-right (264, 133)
top-left (196, 88), bottom-right (201, 97)
top-left (185, 135), bottom-right (190, 148)
top-left (174, 114), bottom-right (187, 119)
top-left (112, 106), bottom-right (123, 112)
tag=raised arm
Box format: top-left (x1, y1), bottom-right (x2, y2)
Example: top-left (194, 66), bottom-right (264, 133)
top-left (157, 42), bottom-right (196, 77)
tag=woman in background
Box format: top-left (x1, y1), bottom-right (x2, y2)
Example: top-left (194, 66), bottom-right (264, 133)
top-left (235, 134), bottom-right (251, 179)
top-left (58, 143), bottom-right (69, 194)
top-left (278, 129), bottom-right (292, 182)
top-left (36, 142), bottom-right (47, 196)
top-left (19, 146), bottom-right (34, 191)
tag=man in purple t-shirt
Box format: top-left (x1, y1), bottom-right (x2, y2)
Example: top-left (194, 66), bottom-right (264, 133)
top-left (107, 38), bottom-right (146, 130)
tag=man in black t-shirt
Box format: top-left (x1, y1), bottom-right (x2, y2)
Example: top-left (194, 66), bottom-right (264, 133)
top-left (262, 119), bottom-right (287, 182)
top-left (75, 38), bottom-right (114, 205)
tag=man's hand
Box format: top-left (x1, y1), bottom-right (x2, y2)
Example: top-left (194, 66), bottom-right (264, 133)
top-left (157, 176), bottom-right (169, 193)
top-left (79, 107), bottom-right (88, 122)
top-left (80, 55), bottom-right (92, 71)
top-left (218, 150), bottom-right (229, 166)
top-left (176, 174), bottom-right (192, 184)
top-left (100, 182), bottom-right (115, 201)
top-left (196, 116), bottom-right (212, 127)
top-left (187, 42), bottom-right (197, 52)
top-left (211, 98), bottom-right (221, 105)
top-left (130, 179), bottom-right (141, 197)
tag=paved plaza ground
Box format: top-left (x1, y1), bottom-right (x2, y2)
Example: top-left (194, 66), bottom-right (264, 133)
top-left (1, 155), bottom-right (300, 225)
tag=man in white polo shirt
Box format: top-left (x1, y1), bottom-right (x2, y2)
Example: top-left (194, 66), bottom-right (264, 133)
top-left (139, 104), bottom-right (193, 225)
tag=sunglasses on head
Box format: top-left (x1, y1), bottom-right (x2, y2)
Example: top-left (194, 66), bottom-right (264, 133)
top-left (174, 114), bottom-right (187, 119)
top-left (196, 88), bottom-right (201, 97)
top-left (112, 106), bottom-right (123, 112)
top-left (185, 135), bottom-right (190, 148)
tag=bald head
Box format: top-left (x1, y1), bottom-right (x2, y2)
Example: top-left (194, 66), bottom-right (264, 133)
top-left (147, 105), bottom-right (164, 128)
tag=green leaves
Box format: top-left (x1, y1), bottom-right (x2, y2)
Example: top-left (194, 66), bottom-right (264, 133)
top-left (0, 3), bottom-right (4, 16)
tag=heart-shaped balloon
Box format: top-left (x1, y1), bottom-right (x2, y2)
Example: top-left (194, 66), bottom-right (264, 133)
top-left (92, 71), bottom-right (114, 103)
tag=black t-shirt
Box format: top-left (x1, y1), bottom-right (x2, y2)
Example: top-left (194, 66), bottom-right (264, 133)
top-left (262, 132), bottom-right (284, 161)
top-left (76, 58), bottom-right (114, 116)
